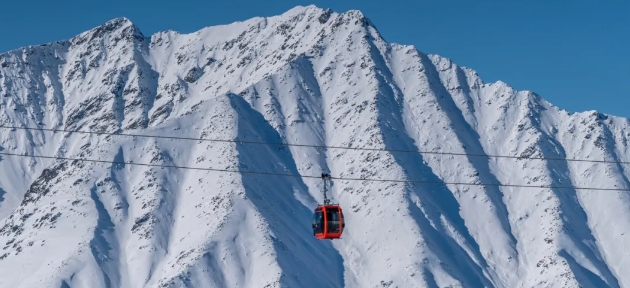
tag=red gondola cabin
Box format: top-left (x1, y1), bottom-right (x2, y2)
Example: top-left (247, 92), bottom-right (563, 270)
top-left (312, 204), bottom-right (345, 239)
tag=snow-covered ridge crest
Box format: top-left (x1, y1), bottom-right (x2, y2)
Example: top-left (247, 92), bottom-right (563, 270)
top-left (1, 5), bottom-right (630, 288)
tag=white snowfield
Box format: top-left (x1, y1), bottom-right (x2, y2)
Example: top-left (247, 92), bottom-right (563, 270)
top-left (0, 5), bottom-right (628, 288)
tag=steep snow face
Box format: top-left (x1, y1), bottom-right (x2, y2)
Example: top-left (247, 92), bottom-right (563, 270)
top-left (1, 5), bottom-right (630, 288)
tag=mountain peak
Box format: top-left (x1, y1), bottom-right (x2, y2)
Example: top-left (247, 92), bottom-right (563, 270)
top-left (105, 16), bottom-right (134, 26)
top-left (274, 5), bottom-right (370, 26)
top-left (71, 16), bottom-right (144, 46)
top-left (283, 4), bottom-right (324, 13)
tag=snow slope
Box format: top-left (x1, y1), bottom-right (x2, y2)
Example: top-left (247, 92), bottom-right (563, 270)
top-left (1, 5), bottom-right (630, 288)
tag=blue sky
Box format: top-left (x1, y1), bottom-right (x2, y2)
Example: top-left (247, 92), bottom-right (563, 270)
top-left (1, 0), bottom-right (628, 118)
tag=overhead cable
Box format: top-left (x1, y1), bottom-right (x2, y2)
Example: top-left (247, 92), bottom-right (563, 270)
top-left (1, 151), bottom-right (628, 192)
top-left (0, 125), bottom-right (626, 165)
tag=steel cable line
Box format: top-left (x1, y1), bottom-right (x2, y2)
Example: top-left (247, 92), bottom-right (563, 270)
top-left (0, 125), bottom-right (627, 166)
top-left (1, 151), bottom-right (629, 192)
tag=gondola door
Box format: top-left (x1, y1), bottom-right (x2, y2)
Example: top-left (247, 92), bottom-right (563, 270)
top-left (313, 207), bottom-right (324, 237)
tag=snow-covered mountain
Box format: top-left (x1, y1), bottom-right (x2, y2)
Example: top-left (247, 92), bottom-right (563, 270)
top-left (1, 5), bottom-right (629, 288)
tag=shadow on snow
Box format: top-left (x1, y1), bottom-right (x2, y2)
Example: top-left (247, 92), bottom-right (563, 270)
top-left (228, 94), bottom-right (345, 288)
top-left (365, 42), bottom-right (495, 286)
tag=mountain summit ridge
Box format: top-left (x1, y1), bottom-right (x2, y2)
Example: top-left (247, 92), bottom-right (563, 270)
top-left (1, 5), bottom-right (629, 288)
